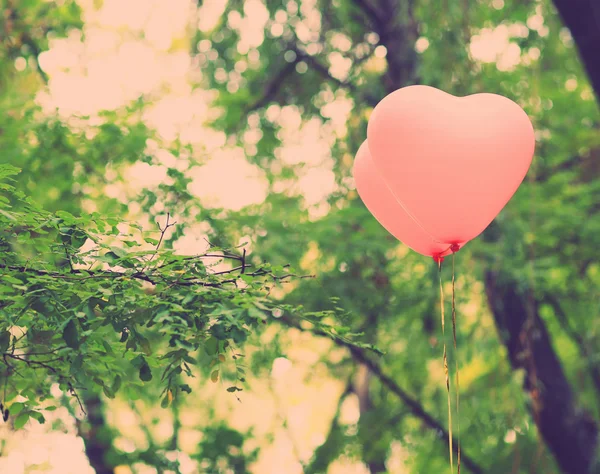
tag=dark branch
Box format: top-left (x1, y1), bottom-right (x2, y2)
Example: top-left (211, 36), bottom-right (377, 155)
top-left (2, 352), bottom-right (86, 415)
top-left (552, 0), bottom-right (600, 104)
top-left (143, 213), bottom-right (176, 270)
top-left (280, 315), bottom-right (485, 474)
top-left (246, 60), bottom-right (299, 113)
top-left (351, 0), bottom-right (385, 29)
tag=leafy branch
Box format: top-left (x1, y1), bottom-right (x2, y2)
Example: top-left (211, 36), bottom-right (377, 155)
top-left (279, 313), bottom-right (485, 474)
top-left (0, 164), bottom-right (372, 427)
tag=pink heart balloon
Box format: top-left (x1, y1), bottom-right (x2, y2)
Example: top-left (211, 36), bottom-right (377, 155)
top-left (366, 85), bottom-right (535, 247)
top-left (353, 141), bottom-right (454, 258)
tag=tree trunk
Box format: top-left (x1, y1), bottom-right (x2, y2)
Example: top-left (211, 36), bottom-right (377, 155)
top-left (77, 392), bottom-right (115, 474)
top-left (485, 270), bottom-right (598, 474)
top-left (348, 1), bottom-right (419, 471)
top-left (552, 0), bottom-right (600, 103)
top-left (487, 2), bottom-right (600, 472)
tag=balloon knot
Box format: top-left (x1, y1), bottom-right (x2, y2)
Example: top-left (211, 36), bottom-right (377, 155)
top-left (450, 243), bottom-right (460, 253)
top-left (433, 254), bottom-right (445, 264)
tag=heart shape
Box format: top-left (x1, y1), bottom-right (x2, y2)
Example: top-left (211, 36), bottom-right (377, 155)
top-left (363, 85), bottom-right (535, 253)
top-left (354, 141), bottom-right (454, 258)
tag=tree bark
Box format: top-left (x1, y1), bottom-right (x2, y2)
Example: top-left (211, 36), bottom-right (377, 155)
top-left (485, 270), bottom-right (598, 474)
top-left (552, 0), bottom-right (600, 103)
top-left (77, 392), bottom-right (115, 474)
top-left (487, 2), bottom-right (600, 472)
top-left (353, 0), bottom-right (419, 93)
top-left (349, 2), bottom-right (418, 472)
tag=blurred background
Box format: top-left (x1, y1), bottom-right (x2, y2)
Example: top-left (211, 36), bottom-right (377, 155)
top-left (0, 0), bottom-right (599, 473)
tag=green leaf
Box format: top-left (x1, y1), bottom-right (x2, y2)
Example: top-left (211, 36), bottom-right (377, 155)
top-left (0, 164), bottom-right (21, 181)
top-left (109, 246), bottom-right (127, 258)
top-left (62, 320), bottom-right (80, 349)
top-left (9, 402), bottom-right (24, 416)
top-left (204, 336), bottom-right (218, 356)
top-left (227, 386), bottom-right (242, 393)
top-left (55, 210), bottom-right (76, 221)
top-left (104, 251), bottom-right (120, 263)
top-left (161, 394), bottom-right (170, 408)
top-left (180, 384), bottom-right (192, 394)
top-left (174, 338), bottom-right (194, 350)
top-left (103, 385), bottom-right (115, 399)
top-left (139, 359), bottom-right (152, 382)
top-left (101, 340), bottom-right (114, 354)
top-left (30, 411), bottom-right (45, 424)
top-left (240, 274), bottom-right (254, 284)
top-left (210, 370), bottom-right (219, 383)
top-left (131, 354), bottom-right (144, 368)
top-left (70, 354), bottom-right (83, 375)
top-left (0, 330), bottom-right (10, 352)
top-left (125, 338), bottom-right (137, 352)
top-left (2, 275), bottom-right (22, 285)
top-left (112, 375), bottom-right (122, 393)
top-left (137, 334), bottom-right (152, 356)
top-left (230, 328), bottom-right (247, 344)
top-left (211, 324), bottom-right (228, 340)
top-left (70, 229), bottom-right (88, 249)
top-left (13, 412), bottom-right (29, 430)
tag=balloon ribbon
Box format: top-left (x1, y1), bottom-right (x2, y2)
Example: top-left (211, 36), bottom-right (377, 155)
top-left (437, 253), bottom-right (461, 474)
top-left (452, 252), bottom-right (461, 474)
top-left (438, 259), bottom-right (453, 474)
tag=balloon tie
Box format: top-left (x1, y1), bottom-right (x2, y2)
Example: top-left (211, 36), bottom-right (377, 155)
top-left (437, 244), bottom-right (461, 474)
top-left (438, 259), bottom-right (453, 474)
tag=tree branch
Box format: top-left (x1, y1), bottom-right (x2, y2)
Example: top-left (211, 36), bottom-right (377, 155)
top-left (552, 0), bottom-right (600, 104)
top-left (0, 249), bottom-right (309, 288)
top-left (2, 352), bottom-right (86, 415)
top-left (245, 60), bottom-right (299, 114)
top-left (280, 315), bottom-right (485, 474)
top-left (352, 0), bottom-right (385, 28)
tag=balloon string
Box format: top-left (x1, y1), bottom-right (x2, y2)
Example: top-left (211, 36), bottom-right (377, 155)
top-left (438, 260), bottom-right (454, 474)
top-left (452, 253), bottom-right (461, 474)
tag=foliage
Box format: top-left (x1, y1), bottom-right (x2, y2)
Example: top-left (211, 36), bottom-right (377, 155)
top-left (0, 0), bottom-right (599, 473)
top-left (0, 163), bottom-right (369, 429)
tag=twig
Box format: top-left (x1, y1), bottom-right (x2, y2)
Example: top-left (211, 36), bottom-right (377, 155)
top-left (1, 353), bottom-right (86, 415)
top-left (143, 213), bottom-right (176, 270)
top-left (62, 241), bottom-right (74, 272)
top-left (245, 60), bottom-right (299, 114)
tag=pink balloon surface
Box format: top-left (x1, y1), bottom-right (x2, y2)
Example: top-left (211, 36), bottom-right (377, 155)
top-left (353, 141), bottom-right (454, 258)
top-left (365, 85), bottom-right (535, 249)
